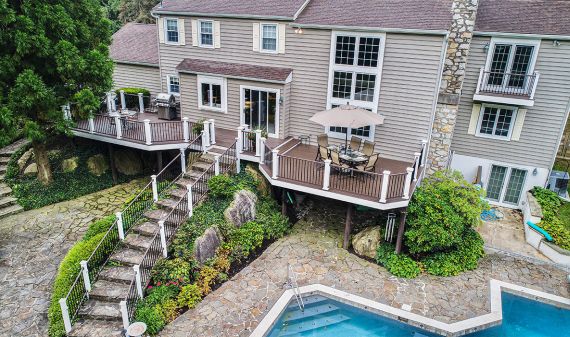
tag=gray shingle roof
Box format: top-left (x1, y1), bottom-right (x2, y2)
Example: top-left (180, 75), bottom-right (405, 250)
top-left (153, 0), bottom-right (308, 19)
top-left (110, 23), bottom-right (159, 66)
top-left (176, 58), bottom-right (292, 83)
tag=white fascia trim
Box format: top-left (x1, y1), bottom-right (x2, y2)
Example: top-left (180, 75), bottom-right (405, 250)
top-left (473, 94), bottom-right (535, 107)
top-left (250, 281), bottom-right (570, 337)
top-left (114, 60), bottom-right (160, 68)
top-left (475, 31), bottom-right (570, 41)
top-left (71, 131), bottom-right (188, 151)
top-left (292, 0), bottom-right (311, 20)
top-left (289, 23), bottom-right (447, 36)
top-left (152, 11), bottom-right (293, 21)
top-left (178, 70), bottom-right (289, 85)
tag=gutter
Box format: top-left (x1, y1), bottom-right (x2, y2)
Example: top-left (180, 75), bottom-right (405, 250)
top-left (474, 31), bottom-right (570, 41)
top-left (293, 0), bottom-right (311, 20)
top-left (115, 60), bottom-right (159, 68)
top-left (151, 10), bottom-right (294, 21)
top-left (288, 23), bottom-right (448, 36)
top-left (177, 69), bottom-right (290, 85)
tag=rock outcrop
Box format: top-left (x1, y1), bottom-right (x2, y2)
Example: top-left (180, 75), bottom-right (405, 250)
top-left (194, 227), bottom-right (222, 263)
top-left (224, 190), bottom-right (257, 228)
top-left (352, 226), bottom-right (382, 259)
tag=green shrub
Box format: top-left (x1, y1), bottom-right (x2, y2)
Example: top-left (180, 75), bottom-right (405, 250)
top-left (192, 118), bottom-right (206, 135)
top-left (375, 243), bottom-right (396, 266)
top-left (144, 285), bottom-right (180, 307)
top-left (82, 215), bottom-right (116, 240)
top-left (531, 187), bottom-right (570, 250)
top-left (531, 187), bottom-right (561, 212)
top-left (385, 254), bottom-right (421, 279)
top-left (135, 305), bottom-right (165, 335)
top-left (422, 229), bottom-right (485, 276)
top-left (540, 218), bottom-right (570, 251)
top-left (177, 284), bottom-right (202, 308)
top-left (48, 232), bottom-right (105, 337)
top-left (256, 198), bottom-right (290, 240)
top-left (115, 87), bottom-right (150, 109)
top-left (151, 258), bottom-right (195, 285)
top-left (229, 221), bottom-right (264, 258)
top-left (156, 299), bottom-right (178, 323)
top-left (207, 174), bottom-right (240, 198)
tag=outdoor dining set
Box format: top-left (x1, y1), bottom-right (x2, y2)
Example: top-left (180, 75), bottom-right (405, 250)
top-left (315, 134), bottom-right (379, 175)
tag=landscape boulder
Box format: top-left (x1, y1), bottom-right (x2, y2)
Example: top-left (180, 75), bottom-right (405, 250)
top-left (115, 149), bottom-right (142, 175)
top-left (87, 154), bottom-right (109, 176)
top-left (24, 163), bottom-right (38, 176)
top-left (62, 157), bottom-right (79, 173)
top-left (224, 189), bottom-right (257, 228)
top-left (194, 227), bottom-right (222, 263)
top-left (245, 164), bottom-right (271, 196)
top-left (18, 148), bottom-right (33, 170)
top-left (352, 226), bottom-right (382, 259)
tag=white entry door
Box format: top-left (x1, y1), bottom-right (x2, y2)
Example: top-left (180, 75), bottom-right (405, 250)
top-left (486, 165), bottom-right (528, 205)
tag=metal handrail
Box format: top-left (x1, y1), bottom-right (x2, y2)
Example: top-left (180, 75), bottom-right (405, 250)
top-left (287, 264), bottom-right (304, 312)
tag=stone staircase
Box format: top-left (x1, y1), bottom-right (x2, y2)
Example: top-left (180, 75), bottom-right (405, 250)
top-left (0, 139), bottom-right (28, 219)
top-left (69, 147), bottom-right (227, 336)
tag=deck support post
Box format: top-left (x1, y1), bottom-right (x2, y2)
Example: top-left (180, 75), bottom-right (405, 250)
top-left (322, 159), bottom-right (331, 190)
top-left (182, 117), bottom-right (190, 142)
top-left (144, 119), bottom-right (152, 145)
top-left (236, 126), bottom-right (244, 154)
top-left (157, 151), bottom-right (163, 172)
top-left (80, 260), bottom-right (91, 292)
top-left (214, 155), bottom-right (220, 175)
top-left (88, 117), bottom-right (94, 134)
top-left (133, 265), bottom-right (143, 298)
top-left (138, 93), bottom-right (144, 113)
top-left (255, 130), bottom-right (262, 157)
top-left (114, 116), bottom-right (123, 139)
top-left (59, 299), bottom-right (72, 334)
top-left (119, 301), bottom-right (129, 332)
top-left (413, 153), bottom-right (421, 181)
top-left (271, 149), bottom-right (279, 179)
top-left (159, 221), bottom-right (167, 258)
top-left (259, 137), bottom-right (266, 164)
top-left (209, 119), bottom-right (216, 145)
top-left (151, 175), bottom-right (158, 202)
top-left (395, 210), bottom-right (407, 254)
top-left (116, 211), bottom-right (125, 240)
top-left (108, 144), bottom-right (118, 184)
top-left (403, 167), bottom-right (414, 199)
top-left (187, 184), bottom-right (193, 217)
top-left (343, 203), bottom-right (353, 250)
top-left (379, 170), bottom-right (391, 203)
top-left (180, 148), bottom-right (187, 174)
top-left (203, 120), bottom-right (211, 148)
top-left (281, 189), bottom-right (287, 216)
top-left (120, 90), bottom-right (126, 110)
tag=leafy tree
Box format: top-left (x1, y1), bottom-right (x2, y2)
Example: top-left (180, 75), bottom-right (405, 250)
top-left (118, 0), bottom-right (159, 24)
top-left (0, 0), bottom-right (114, 185)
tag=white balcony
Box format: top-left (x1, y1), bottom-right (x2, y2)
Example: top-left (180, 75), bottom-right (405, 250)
top-left (474, 67), bottom-right (540, 107)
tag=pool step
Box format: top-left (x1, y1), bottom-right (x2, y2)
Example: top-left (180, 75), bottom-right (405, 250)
top-left (281, 303), bottom-right (340, 323)
top-left (276, 313), bottom-right (350, 336)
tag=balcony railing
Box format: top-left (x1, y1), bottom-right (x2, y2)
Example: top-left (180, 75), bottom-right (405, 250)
top-left (476, 68), bottom-right (540, 99)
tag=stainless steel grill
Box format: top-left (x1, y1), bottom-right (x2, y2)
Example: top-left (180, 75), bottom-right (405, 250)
top-left (156, 93), bottom-right (177, 120)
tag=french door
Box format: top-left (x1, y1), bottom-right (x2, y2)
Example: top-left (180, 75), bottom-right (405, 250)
top-left (241, 87), bottom-right (279, 138)
top-left (485, 42), bottom-right (537, 91)
top-left (486, 165), bottom-right (527, 205)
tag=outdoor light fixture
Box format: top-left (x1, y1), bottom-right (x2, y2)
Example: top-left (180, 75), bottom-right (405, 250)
top-left (533, 168), bottom-right (538, 176)
top-left (483, 43), bottom-right (490, 51)
top-left (553, 40), bottom-right (561, 46)
top-left (294, 27), bottom-right (304, 34)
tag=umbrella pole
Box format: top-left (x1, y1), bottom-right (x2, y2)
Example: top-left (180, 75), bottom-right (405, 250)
top-left (345, 131), bottom-right (349, 150)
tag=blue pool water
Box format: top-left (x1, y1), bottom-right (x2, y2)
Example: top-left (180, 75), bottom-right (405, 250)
top-left (267, 293), bottom-right (570, 337)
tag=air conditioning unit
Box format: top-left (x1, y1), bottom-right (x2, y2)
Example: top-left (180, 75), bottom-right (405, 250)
top-left (547, 170), bottom-right (569, 197)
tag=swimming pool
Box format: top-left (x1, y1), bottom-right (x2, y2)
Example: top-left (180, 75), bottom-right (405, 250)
top-left (266, 292), bottom-right (570, 337)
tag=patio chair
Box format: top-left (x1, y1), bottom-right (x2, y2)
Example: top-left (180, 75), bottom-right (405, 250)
top-left (355, 153), bottom-right (379, 173)
top-left (350, 136), bottom-right (362, 151)
top-left (362, 140), bottom-right (375, 157)
top-left (330, 150), bottom-right (351, 173)
top-left (315, 145), bottom-right (330, 161)
top-left (317, 134), bottom-right (329, 148)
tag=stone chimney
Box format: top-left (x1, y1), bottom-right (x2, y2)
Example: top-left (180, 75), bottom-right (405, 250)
top-left (426, 0), bottom-right (478, 174)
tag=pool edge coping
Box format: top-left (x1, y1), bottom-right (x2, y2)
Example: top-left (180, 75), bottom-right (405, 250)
top-left (249, 280), bottom-right (570, 337)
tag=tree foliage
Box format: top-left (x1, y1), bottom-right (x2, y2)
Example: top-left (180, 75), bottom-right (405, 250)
top-left (118, 0), bottom-right (159, 24)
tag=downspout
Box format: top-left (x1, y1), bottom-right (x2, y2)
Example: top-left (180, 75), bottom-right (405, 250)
top-left (151, 10), bottom-right (165, 93)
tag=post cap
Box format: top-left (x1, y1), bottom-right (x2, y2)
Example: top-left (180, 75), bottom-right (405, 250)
top-left (324, 159), bottom-right (332, 164)
top-left (406, 167), bottom-right (414, 173)
top-left (80, 260), bottom-right (88, 267)
top-left (59, 298), bottom-right (67, 306)
top-left (414, 152), bottom-right (422, 157)
top-left (115, 211), bottom-right (122, 217)
top-left (382, 170), bottom-right (391, 175)
top-left (133, 264), bottom-right (140, 272)
top-left (182, 117), bottom-right (189, 121)
top-left (186, 184), bottom-right (192, 191)
top-left (272, 149), bottom-right (279, 153)
top-left (138, 92), bottom-right (143, 96)
top-left (143, 119), bottom-right (151, 123)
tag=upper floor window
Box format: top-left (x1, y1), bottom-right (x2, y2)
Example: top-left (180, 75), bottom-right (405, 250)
top-left (485, 39), bottom-right (540, 89)
top-left (335, 35), bottom-right (381, 67)
top-left (167, 75), bottom-right (180, 95)
top-left (261, 24), bottom-right (278, 52)
top-left (165, 19), bottom-right (179, 43)
top-left (476, 104), bottom-right (517, 140)
top-left (199, 20), bottom-right (214, 47)
top-left (197, 76), bottom-right (226, 112)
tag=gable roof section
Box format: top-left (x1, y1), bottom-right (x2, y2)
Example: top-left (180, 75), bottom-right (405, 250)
top-left (176, 58), bottom-right (293, 83)
top-left (110, 23), bottom-right (159, 66)
top-left (475, 0), bottom-right (570, 37)
top-left (153, 0), bottom-right (308, 20)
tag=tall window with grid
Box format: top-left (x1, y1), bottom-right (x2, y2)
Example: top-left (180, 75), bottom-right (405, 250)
top-left (486, 41), bottom-right (537, 89)
top-left (165, 19), bottom-right (179, 43)
top-left (199, 21), bottom-right (213, 47)
top-left (477, 105), bottom-right (517, 140)
top-left (261, 24), bottom-right (277, 52)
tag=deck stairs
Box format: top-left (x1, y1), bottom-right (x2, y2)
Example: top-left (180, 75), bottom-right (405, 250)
top-left (0, 140), bottom-right (28, 219)
top-left (69, 145), bottom-right (228, 336)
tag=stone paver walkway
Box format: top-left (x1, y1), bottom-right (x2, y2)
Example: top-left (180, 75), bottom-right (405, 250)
top-left (162, 200), bottom-right (569, 337)
top-left (0, 180), bottom-right (141, 337)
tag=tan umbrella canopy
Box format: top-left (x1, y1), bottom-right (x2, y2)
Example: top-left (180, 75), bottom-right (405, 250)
top-left (309, 103), bottom-right (385, 147)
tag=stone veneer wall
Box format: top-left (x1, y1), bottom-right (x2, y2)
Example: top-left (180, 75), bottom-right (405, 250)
top-left (427, 0), bottom-right (478, 174)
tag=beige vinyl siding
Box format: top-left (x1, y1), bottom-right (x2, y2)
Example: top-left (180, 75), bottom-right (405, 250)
top-left (158, 17), bottom-right (443, 161)
top-left (451, 37), bottom-right (570, 169)
top-left (113, 63), bottom-right (161, 95)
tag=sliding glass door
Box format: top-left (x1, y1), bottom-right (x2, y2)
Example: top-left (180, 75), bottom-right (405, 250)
top-left (242, 87), bottom-right (278, 137)
top-left (486, 165), bottom-right (527, 205)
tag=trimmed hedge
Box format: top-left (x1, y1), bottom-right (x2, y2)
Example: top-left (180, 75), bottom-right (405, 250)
top-left (115, 87), bottom-right (151, 109)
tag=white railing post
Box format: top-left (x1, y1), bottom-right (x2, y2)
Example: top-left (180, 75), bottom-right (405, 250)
top-left (323, 159), bottom-right (331, 190)
top-left (88, 117), bottom-right (95, 134)
top-left (120, 90), bottom-right (126, 110)
top-left (476, 67), bottom-right (484, 94)
top-left (255, 130), bottom-right (262, 157)
top-left (236, 127), bottom-right (245, 153)
top-left (259, 137), bottom-right (267, 164)
top-left (272, 149), bottom-right (279, 179)
top-left (214, 155), bottom-right (220, 175)
top-left (186, 185), bottom-right (193, 217)
top-left (120, 301), bottom-right (129, 332)
top-left (380, 170), bottom-right (391, 203)
top-left (413, 152), bottom-right (421, 181)
top-left (62, 104), bottom-right (71, 120)
top-left (80, 260), bottom-right (91, 292)
top-left (158, 220), bottom-right (167, 258)
top-left (59, 299), bottom-right (72, 334)
top-left (114, 116), bottom-right (123, 139)
top-left (151, 175), bottom-right (158, 202)
top-left (208, 119), bottom-right (216, 145)
top-left (530, 72), bottom-right (540, 100)
top-left (116, 211), bottom-right (125, 240)
top-left (106, 92), bottom-right (114, 113)
top-left (180, 148), bottom-right (186, 174)
top-left (144, 119), bottom-right (152, 145)
top-left (236, 148), bottom-right (241, 174)
top-left (202, 120), bottom-right (211, 148)
top-left (182, 117), bottom-right (190, 142)
top-left (421, 139), bottom-right (428, 167)
top-left (138, 93), bottom-right (144, 113)
top-left (133, 265), bottom-right (143, 299)
top-left (200, 131), bottom-right (207, 153)
top-left (403, 167), bottom-right (414, 199)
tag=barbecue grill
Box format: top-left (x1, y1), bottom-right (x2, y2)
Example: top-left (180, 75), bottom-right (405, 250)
top-left (156, 93), bottom-right (177, 120)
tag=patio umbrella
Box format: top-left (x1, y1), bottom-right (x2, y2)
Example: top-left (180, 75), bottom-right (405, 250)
top-left (309, 103), bottom-right (385, 148)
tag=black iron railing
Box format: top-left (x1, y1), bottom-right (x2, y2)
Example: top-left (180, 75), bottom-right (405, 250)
top-left (478, 70), bottom-right (539, 97)
top-left (150, 122), bottom-right (184, 143)
top-left (219, 142), bottom-right (237, 174)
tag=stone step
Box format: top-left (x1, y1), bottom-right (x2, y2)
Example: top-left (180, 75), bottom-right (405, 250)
top-left (184, 170), bottom-right (204, 180)
top-left (200, 153), bottom-right (217, 163)
top-left (0, 156), bottom-right (9, 164)
top-left (0, 165), bottom-right (6, 174)
top-left (90, 280), bottom-right (131, 303)
top-left (99, 266), bottom-right (136, 285)
top-left (169, 187), bottom-right (188, 199)
top-left (78, 299), bottom-right (122, 321)
top-left (69, 319), bottom-right (123, 337)
top-left (132, 221), bottom-right (158, 237)
top-left (192, 161), bottom-right (213, 172)
top-left (175, 177), bottom-right (196, 189)
top-left (0, 204), bottom-right (23, 219)
top-left (109, 247), bottom-right (145, 266)
top-left (124, 233), bottom-right (154, 251)
top-left (0, 185), bottom-right (12, 198)
top-left (143, 209), bottom-right (170, 222)
top-left (156, 197), bottom-right (181, 210)
top-left (0, 196), bottom-right (17, 208)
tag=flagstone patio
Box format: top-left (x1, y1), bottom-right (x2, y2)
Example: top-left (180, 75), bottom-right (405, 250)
top-left (161, 199), bottom-right (569, 337)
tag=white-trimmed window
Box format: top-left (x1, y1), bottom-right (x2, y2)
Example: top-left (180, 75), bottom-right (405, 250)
top-left (476, 104), bottom-right (518, 140)
top-left (167, 75), bottom-right (180, 95)
top-left (486, 164), bottom-right (528, 205)
top-left (484, 38), bottom-right (540, 89)
top-left (197, 76), bottom-right (227, 112)
top-left (199, 20), bottom-right (214, 47)
top-left (326, 32), bottom-right (385, 140)
top-left (165, 18), bottom-right (179, 44)
top-left (260, 24), bottom-right (278, 52)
